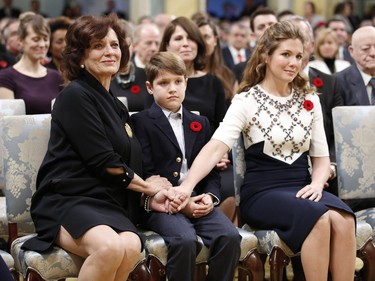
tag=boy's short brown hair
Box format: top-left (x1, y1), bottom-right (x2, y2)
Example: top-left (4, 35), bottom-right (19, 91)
top-left (145, 52), bottom-right (186, 84)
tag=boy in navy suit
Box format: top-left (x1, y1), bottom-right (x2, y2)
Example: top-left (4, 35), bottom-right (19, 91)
top-left (131, 52), bottom-right (241, 281)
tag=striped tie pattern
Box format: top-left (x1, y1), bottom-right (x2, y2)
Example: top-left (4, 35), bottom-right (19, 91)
top-left (370, 78), bottom-right (375, 105)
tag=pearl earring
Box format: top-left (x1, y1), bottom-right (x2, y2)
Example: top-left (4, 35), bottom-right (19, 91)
top-left (80, 64), bottom-right (85, 69)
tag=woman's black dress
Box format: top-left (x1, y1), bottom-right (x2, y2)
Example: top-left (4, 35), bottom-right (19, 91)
top-left (22, 71), bottom-right (143, 251)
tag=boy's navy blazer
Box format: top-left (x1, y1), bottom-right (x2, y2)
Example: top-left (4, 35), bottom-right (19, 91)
top-left (131, 102), bottom-right (221, 198)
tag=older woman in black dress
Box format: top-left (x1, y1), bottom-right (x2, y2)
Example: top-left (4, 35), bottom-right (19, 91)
top-left (22, 14), bottom-right (171, 281)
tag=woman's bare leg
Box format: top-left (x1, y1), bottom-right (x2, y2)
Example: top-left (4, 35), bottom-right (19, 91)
top-left (301, 213), bottom-right (330, 281)
top-left (56, 225), bottom-right (130, 281)
top-left (114, 231), bottom-right (142, 281)
top-left (328, 210), bottom-right (356, 281)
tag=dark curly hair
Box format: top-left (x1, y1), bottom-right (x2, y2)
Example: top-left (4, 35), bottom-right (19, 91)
top-left (61, 14), bottom-right (129, 82)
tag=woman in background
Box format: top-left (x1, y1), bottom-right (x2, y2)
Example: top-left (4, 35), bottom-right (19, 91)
top-left (308, 27), bottom-right (350, 75)
top-left (0, 12), bottom-right (63, 114)
top-left (194, 17), bottom-right (237, 105)
top-left (45, 16), bottom-right (73, 73)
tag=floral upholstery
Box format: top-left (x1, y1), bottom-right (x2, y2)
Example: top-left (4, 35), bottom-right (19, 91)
top-left (1, 114), bottom-right (50, 227)
top-left (333, 106), bottom-right (375, 240)
top-left (0, 99), bottom-right (26, 238)
top-left (332, 106), bottom-right (375, 200)
top-left (1, 114), bottom-right (149, 280)
top-left (0, 99), bottom-right (26, 189)
top-left (11, 234), bottom-right (83, 279)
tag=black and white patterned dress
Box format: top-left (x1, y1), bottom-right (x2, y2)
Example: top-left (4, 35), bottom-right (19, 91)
top-left (212, 85), bottom-right (353, 252)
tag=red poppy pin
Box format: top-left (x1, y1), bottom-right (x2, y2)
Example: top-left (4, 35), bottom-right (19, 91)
top-left (0, 60), bottom-right (8, 68)
top-left (303, 100), bottom-right (314, 111)
top-left (130, 85), bottom-right (141, 94)
top-left (312, 77), bottom-right (323, 88)
top-left (190, 121), bottom-right (202, 132)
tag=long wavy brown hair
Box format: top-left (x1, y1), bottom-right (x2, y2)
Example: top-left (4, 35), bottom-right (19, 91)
top-left (238, 20), bottom-right (313, 94)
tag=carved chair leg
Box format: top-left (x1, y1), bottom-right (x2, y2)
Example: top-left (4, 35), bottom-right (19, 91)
top-left (269, 247), bottom-right (290, 281)
top-left (147, 255), bottom-right (166, 281)
top-left (356, 240), bottom-right (375, 281)
top-left (194, 263), bottom-right (206, 281)
top-left (238, 249), bottom-right (265, 281)
top-left (128, 259), bottom-right (151, 281)
top-left (26, 268), bottom-right (45, 281)
top-left (10, 269), bottom-right (19, 281)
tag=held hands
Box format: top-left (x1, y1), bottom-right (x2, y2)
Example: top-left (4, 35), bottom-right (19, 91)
top-left (296, 183), bottom-right (324, 202)
top-left (167, 188), bottom-right (190, 214)
top-left (145, 175), bottom-right (172, 196)
top-left (147, 187), bottom-right (189, 213)
top-left (181, 194), bottom-right (214, 218)
top-left (148, 189), bottom-right (174, 213)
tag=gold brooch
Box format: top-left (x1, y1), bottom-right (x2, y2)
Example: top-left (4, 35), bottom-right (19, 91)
top-left (124, 123), bottom-right (133, 138)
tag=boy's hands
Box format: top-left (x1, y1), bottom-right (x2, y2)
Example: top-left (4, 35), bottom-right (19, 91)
top-left (181, 194), bottom-right (214, 218)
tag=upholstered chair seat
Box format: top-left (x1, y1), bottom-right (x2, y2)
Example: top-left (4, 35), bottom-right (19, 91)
top-left (140, 225), bottom-right (263, 281)
top-left (0, 249), bottom-right (18, 280)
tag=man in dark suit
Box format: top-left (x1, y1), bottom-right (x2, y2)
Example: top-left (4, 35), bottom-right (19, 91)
top-left (221, 21), bottom-right (250, 70)
top-left (233, 7), bottom-right (278, 82)
top-left (131, 52), bottom-right (240, 281)
top-left (335, 26), bottom-right (375, 106)
top-left (0, 0), bottom-right (20, 19)
top-left (335, 25), bottom-right (375, 212)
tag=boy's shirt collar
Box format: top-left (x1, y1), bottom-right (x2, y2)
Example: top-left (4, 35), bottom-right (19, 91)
top-left (157, 103), bottom-right (184, 122)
